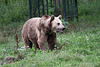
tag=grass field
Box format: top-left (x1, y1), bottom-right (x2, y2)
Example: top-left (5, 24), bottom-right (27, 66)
top-left (0, 0), bottom-right (100, 67)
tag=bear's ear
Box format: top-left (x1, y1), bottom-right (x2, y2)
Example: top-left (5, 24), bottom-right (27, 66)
top-left (50, 15), bottom-right (55, 22)
top-left (58, 15), bottom-right (62, 19)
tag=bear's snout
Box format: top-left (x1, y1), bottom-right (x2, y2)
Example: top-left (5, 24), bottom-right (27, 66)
top-left (62, 27), bottom-right (65, 30)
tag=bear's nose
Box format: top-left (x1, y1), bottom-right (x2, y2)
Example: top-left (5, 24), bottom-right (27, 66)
top-left (62, 27), bottom-right (65, 30)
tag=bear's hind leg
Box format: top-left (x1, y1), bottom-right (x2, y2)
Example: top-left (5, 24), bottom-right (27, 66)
top-left (28, 40), bottom-right (33, 48)
top-left (23, 36), bottom-right (33, 48)
top-left (33, 41), bottom-right (40, 50)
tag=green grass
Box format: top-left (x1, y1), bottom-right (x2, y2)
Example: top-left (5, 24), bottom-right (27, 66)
top-left (0, 0), bottom-right (100, 67)
top-left (0, 19), bottom-right (100, 67)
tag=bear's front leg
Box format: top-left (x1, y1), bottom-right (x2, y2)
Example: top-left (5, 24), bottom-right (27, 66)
top-left (47, 33), bottom-right (57, 50)
top-left (37, 34), bottom-right (47, 51)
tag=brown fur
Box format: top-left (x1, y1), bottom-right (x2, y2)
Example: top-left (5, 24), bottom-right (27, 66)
top-left (22, 15), bottom-right (56, 51)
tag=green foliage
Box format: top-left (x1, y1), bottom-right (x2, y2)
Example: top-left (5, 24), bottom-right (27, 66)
top-left (0, 0), bottom-right (29, 27)
top-left (31, 0), bottom-right (55, 16)
top-left (78, 0), bottom-right (100, 16)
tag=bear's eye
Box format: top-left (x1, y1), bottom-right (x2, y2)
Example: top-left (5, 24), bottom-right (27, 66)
top-left (57, 23), bottom-right (60, 26)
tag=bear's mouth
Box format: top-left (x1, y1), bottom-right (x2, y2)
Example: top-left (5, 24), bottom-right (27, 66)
top-left (57, 29), bottom-right (64, 33)
top-left (57, 28), bottom-right (65, 33)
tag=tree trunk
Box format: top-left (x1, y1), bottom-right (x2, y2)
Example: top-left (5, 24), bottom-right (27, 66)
top-left (53, 0), bottom-right (64, 16)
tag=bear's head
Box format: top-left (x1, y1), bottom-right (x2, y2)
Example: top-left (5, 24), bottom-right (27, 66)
top-left (40, 15), bottom-right (65, 33)
top-left (50, 15), bottom-right (65, 33)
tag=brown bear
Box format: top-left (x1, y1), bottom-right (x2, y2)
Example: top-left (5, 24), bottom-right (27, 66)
top-left (21, 15), bottom-right (65, 51)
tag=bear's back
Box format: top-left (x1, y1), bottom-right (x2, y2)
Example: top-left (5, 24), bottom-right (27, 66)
top-left (22, 18), bottom-right (41, 37)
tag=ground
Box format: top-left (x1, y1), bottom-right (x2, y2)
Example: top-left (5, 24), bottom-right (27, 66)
top-left (0, 16), bottom-right (100, 66)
